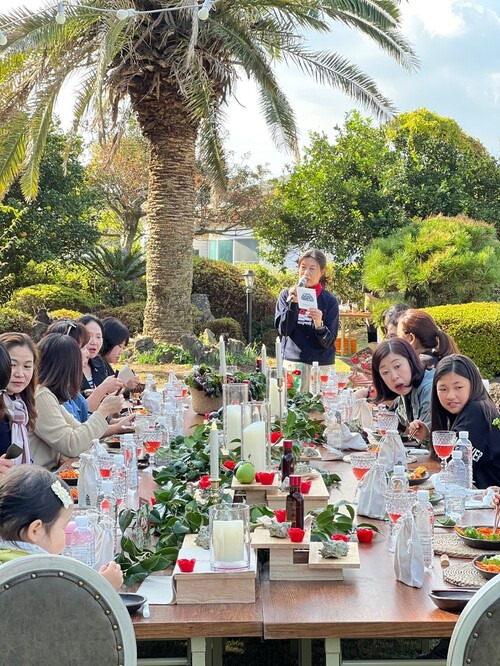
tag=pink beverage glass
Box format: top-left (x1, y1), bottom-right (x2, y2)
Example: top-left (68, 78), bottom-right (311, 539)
top-left (144, 427), bottom-right (162, 468)
top-left (337, 371), bottom-right (349, 390)
top-left (377, 411), bottom-right (399, 436)
top-left (432, 430), bottom-right (457, 475)
top-left (350, 451), bottom-right (377, 502)
top-left (98, 453), bottom-right (113, 479)
top-left (385, 490), bottom-right (416, 552)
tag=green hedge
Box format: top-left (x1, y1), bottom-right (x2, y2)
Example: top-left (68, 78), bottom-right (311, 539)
top-left (424, 302), bottom-right (500, 378)
top-left (9, 284), bottom-right (95, 314)
top-left (49, 308), bottom-right (84, 321)
top-left (206, 317), bottom-right (243, 340)
top-left (96, 301), bottom-right (145, 336)
top-left (0, 307), bottom-right (32, 334)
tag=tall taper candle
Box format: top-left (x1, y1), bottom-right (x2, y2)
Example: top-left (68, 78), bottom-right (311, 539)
top-left (261, 344), bottom-right (267, 375)
top-left (219, 335), bottom-right (226, 378)
top-left (275, 336), bottom-right (282, 377)
top-left (209, 421), bottom-right (219, 480)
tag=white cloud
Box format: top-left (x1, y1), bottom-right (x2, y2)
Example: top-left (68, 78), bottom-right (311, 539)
top-left (402, 0), bottom-right (467, 38)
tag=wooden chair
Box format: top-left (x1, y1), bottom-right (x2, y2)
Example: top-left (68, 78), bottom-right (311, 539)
top-left (0, 553), bottom-right (136, 665)
top-left (447, 574), bottom-right (500, 665)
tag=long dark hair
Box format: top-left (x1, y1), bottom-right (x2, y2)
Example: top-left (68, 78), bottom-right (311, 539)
top-left (298, 249), bottom-right (328, 286)
top-left (0, 342), bottom-right (11, 423)
top-left (0, 466), bottom-right (71, 542)
top-left (372, 338), bottom-right (426, 402)
top-left (101, 317), bottom-right (130, 358)
top-left (0, 332), bottom-right (38, 431)
top-left (431, 354), bottom-right (498, 432)
top-left (398, 309), bottom-right (458, 360)
top-left (45, 320), bottom-right (90, 349)
top-left (38, 333), bottom-right (82, 402)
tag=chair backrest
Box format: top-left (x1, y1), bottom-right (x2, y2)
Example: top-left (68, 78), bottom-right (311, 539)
top-left (0, 554), bottom-right (136, 666)
top-left (448, 574), bottom-right (500, 666)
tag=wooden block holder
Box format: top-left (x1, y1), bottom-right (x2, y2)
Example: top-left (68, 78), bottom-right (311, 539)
top-left (266, 475), bottom-right (330, 513)
top-left (251, 529), bottom-right (360, 581)
top-left (231, 475), bottom-right (280, 506)
top-left (173, 535), bottom-right (256, 604)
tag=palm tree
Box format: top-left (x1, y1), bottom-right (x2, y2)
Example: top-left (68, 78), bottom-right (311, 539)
top-left (0, 0), bottom-right (417, 341)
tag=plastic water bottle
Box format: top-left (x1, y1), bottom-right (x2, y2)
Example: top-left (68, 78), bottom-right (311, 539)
top-left (156, 416), bottom-right (170, 448)
top-left (444, 450), bottom-right (468, 523)
top-left (322, 368), bottom-right (338, 400)
top-left (121, 434), bottom-right (138, 490)
top-left (161, 391), bottom-right (176, 432)
top-left (63, 520), bottom-right (76, 557)
top-left (144, 373), bottom-right (156, 393)
top-left (389, 465), bottom-right (409, 492)
top-left (339, 390), bottom-right (353, 422)
top-left (455, 431), bottom-right (473, 489)
top-left (99, 480), bottom-right (117, 523)
top-left (70, 515), bottom-right (95, 569)
top-left (325, 403), bottom-right (342, 452)
top-left (414, 489), bottom-right (434, 571)
top-left (309, 361), bottom-right (320, 396)
top-left (111, 454), bottom-right (127, 508)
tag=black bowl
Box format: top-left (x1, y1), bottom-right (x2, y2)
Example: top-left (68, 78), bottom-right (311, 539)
top-left (429, 492), bottom-right (444, 506)
top-left (58, 474), bottom-right (78, 486)
top-left (104, 437), bottom-right (121, 449)
top-left (119, 593), bottom-right (146, 614)
top-left (429, 588), bottom-right (477, 612)
top-left (408, 472), bottom-right (429, 487)
top-left (455, 526), bottom-right (500, 550)
top-left (472, 553), bottom-right (500, 580)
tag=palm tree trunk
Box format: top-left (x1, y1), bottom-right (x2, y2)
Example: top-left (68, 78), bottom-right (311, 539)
top-left (134, 98), bottom-right (197, 342)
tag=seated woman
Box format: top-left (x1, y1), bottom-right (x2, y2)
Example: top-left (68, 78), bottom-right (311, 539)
top-left (101, 317), bottom-right (140, 389)
top-left (381, 303), bottom-right (409, 340)
top-left (30, 333), bottom-right (124, 470)
top-left (397, 309), bottom-right (458, 369)
top-left (0, 342), bottom-right (15, 476)
top-left (0, 333), bottom-right (38, 466)
top-left (431, 354), bottom-right (500, 488)
top-left (371, 339), bottom-right (434, 441)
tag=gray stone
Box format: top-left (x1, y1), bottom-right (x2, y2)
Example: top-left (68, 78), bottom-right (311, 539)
top-left (180, 334), bottom-right (205, 363)
top-left (227, 338), bottom-right (245, 356)
top-left (134, 336), bottom-right (156, 353)
top-left (191, 294), bottom-right (214, 323)
top-left (31, 309), bottom-right (50, 341)
top-left (203, 328), bottom-right (217, 345)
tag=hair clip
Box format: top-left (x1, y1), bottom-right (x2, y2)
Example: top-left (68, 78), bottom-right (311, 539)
top-left (51, 480), bottom-right (73, 509)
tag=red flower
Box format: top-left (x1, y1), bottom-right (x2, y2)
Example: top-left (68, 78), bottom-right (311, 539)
top-left (356, 528), bottom-right (374, 544)
top-left (331, 533), bottom-right (349, 542)
top-left (150, 496), bottom-right (156, 506)
top-left (300, 480), bottom-right (312, 495)
top-left (177, 558), bottom-right (196, 573)
top-left (288, 527), bottom-right (305, 543)
top-left (199, 475), bottom-right (211, 490)
top-left (351, 357), bottom-right (360, 364)
top-left (274, 509), bottom-right (287, 523)
top-left (292, 369), bottom-right (301, 376)
top-left (270, 431), bottom-right (282, 444)
top-left (223, 460), bottom-right (235, 471)
top-left (257, 472), bottom-right (275, 485)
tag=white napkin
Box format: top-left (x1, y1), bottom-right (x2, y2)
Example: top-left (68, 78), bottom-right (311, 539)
top-left (340, 424), bottom-right (367, 451)
top-left (137, 575), bottom-right (176, 605)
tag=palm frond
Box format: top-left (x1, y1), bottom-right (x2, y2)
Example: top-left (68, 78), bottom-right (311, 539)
top-left (0, 113), bottom-right (28, 200)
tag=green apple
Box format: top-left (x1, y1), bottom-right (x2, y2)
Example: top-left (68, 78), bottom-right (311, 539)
top-left (235, 461), bottom-right (255, 484)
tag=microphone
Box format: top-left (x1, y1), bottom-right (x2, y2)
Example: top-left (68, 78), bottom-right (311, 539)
top-left (287, 276), bottom-right (307, 303)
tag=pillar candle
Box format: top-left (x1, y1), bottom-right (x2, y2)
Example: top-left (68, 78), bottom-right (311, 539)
top-left (219, 335), bottom-right (226, 378)
top-left (209, 421), bottom-right (219, 480)
top-left (243, 419), bottom-right (267, 471)
top-left (212, 519), bottom-right (244, 562)
top-left (275, 336), bottom-right (282, 377)
top-left (261, 344), bottom-right (267, 375)
top-left (269, 377), bottom-right (280, 417)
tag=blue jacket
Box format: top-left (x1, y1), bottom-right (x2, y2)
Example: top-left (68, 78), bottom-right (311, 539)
top-left (395, 368), bottom-right (435, 430)
top-left (275, 288), bottom-right (339, 365)
top-left (64, 392), bottom-right (90, 424)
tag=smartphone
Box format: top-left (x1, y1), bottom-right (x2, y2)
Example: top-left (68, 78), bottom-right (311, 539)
top-left (5, 443), bottom-right (24, 459)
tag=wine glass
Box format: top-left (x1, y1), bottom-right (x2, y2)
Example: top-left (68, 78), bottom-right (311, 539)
top-left (432, 431), bottom-right (457, 475)
top-left (337, 371), bottom-right (349, 390)
top-left (144, 427), bottom-right (162, 469)
top-left (350, 451), bottom-right (377, 502)
top-left (377, 411), bottom-right (399, 436)
top-left (385, 490), bottom-right (416, 552)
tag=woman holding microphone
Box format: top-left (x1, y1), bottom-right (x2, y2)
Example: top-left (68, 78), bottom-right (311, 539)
top-left (275, 249), bottom-right (339, 392)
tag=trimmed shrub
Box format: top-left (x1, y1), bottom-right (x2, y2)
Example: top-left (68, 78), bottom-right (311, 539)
top-left (9, 284), bottom-right (95, 314)
top-left (0, 307), bottom-right (32, 334)
top-left (49, 309), bottom-right (84, 321)
top-left (424, 302), bottom-right (500, 378)
top-left (95, 301), bottom-right (145, 336)
top-left (207, 317), bottom-right (243, 341)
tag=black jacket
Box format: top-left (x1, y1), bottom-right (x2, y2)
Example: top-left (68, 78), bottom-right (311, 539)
top-left (81, 356), bottom-right (114, 394)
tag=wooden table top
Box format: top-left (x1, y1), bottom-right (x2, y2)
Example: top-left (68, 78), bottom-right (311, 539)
top-left (339, 311), bottom-right (372, 319)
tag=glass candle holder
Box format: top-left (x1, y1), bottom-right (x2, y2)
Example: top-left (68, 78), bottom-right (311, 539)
top-left (242, 401), bottom-right (270, 472)
top-left (222, 383), bottom-right (249, 453)
top-left (210, 503), bottom-right (251, 571)
top-left (377, 411), bottom-right (399, 435)
top-left (266, 367), bottom-right (287, 422)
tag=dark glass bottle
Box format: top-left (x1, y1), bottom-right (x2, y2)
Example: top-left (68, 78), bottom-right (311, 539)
top-left (286, 475), bottom-right (304, 529)
top-left (255, 358), bottom-right (262, 372)
top-left (281, 439), bottom-right (294, 482)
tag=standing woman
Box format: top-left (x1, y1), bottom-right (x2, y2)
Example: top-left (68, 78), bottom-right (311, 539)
top-left (0, 342), bottom-right (15, 475)
top-left (275, 249), bottom-right (339, 392)
top-left (397, 309), bottom-right (458, 369)
top-left (0, 333), bottom-right (38, 465)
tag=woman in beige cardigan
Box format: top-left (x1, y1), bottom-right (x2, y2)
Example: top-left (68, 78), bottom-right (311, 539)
top-left (30, 334), bottom-right (124, 470)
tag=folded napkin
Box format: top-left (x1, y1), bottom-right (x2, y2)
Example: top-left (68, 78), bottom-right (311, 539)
top-left (340, 424), bottom-right (367, 451)
top-left (137, 575), bottom-right (175, 605)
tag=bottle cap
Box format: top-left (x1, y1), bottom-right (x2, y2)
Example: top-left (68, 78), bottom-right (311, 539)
top-left (312, 361), bottom-right (319, 367)
top-left (417, 490), bottom-right (430, 502)
top-left (283, 439), bottom-right (293, 450)
top-left (122, 433), bottom-right (133, 441)
top-left (102, 480), bottom-right (113, 492)
top-left (75, 515), bottom-right (89, 527)
top-left (289, 475), bottom-right (301, 486)
top-left (452, 450), bottom-right (463, 460)
top-left (64, 520), bottom-right (77, 535)
top-left (459, 431), bottom-right (469, 439)
top-left (393, 465), bottom-right (405, 476)
top-left (114, 454), bottom-right (124, 465)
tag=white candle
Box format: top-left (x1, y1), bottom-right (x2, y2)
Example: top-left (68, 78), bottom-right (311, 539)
top-left (209, 421), bottom-right (219, 480)
top-left (275, 336), bottom-right (282, 377)
top-left (261, 344), bottom-right (267, 375)
top-left (243, 419), bottom-right (267, 471)
top-left (219, 335), bottom-right (226, 378)
top-left (225, 404), bottom-right (242, 451)
top-left (269, 377), bottom-right (280, 417)
top-left (212, 519), bottom-right (244, 562)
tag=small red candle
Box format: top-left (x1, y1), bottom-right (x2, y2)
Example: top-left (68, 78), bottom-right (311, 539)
top-left (300, 480), bottom-right (312, 495)
top-left (274, 509), bottom-right (287, 523)
top-left (223, 460), bottom-right (235, 471)
top-left (356, 527), bottom-right (374, 544)
top-left (270, 431), bottom-right (282, 444)
top-left (288, 527), bottom-right (305, 543)
top-left (258, 472), bottom-right (275, 485)
top-left (199, 475), bottom-right (211, 490)
top-left (331, 533), bottom-right (349, 542)
top-left (177, 558), bottom-right (196, 573)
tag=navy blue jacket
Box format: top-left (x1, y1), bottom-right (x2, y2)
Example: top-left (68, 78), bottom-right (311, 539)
top-left (275, 288), bottom-right (339, 365)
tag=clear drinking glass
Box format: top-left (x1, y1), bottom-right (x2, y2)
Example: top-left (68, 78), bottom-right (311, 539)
top-left (222, 383), bottom-right (249, 453)
top-left (350, 451), bottom-right (377, 502)
top-left (337, 371), bottom-right (349, 390)
top-left (385, 490), bottom-right (416, 552)
top-left (144, 427), bottom-right (162, 468)
top-left (242, 401), bottom-right (270, 472)
top-left (266, 367), bottom-right (287, 422)
top-left (377, 411), bottom-right (399, 435)
top-left (432, 431), bottom-right (457, 475)
top-left (210, 503), bottom-right (251, 572)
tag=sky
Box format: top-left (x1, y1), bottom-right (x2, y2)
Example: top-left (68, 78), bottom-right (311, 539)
top-left (2, 0), bottom-right (499, 175)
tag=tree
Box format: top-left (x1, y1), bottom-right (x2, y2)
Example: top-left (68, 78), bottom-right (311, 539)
top-left (256, 111), bottom-right (404, 263)
top-left (0, 1), bottom-right (417, 341)
top-left (86, 118), bottom-right (149, 254)
top-left (363, 216), bottom-right (500, 307)
top-left (0, 126), bottom-right (99, 297)
top-left (385, 108), bottom-right (500, 231)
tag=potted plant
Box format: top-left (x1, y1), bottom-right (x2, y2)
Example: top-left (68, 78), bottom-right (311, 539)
top-left (185, 365), bottom-right (224, 414)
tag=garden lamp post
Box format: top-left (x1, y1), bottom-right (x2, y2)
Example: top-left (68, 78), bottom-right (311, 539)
top-left (243, 269), bottom-right (255, 344)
